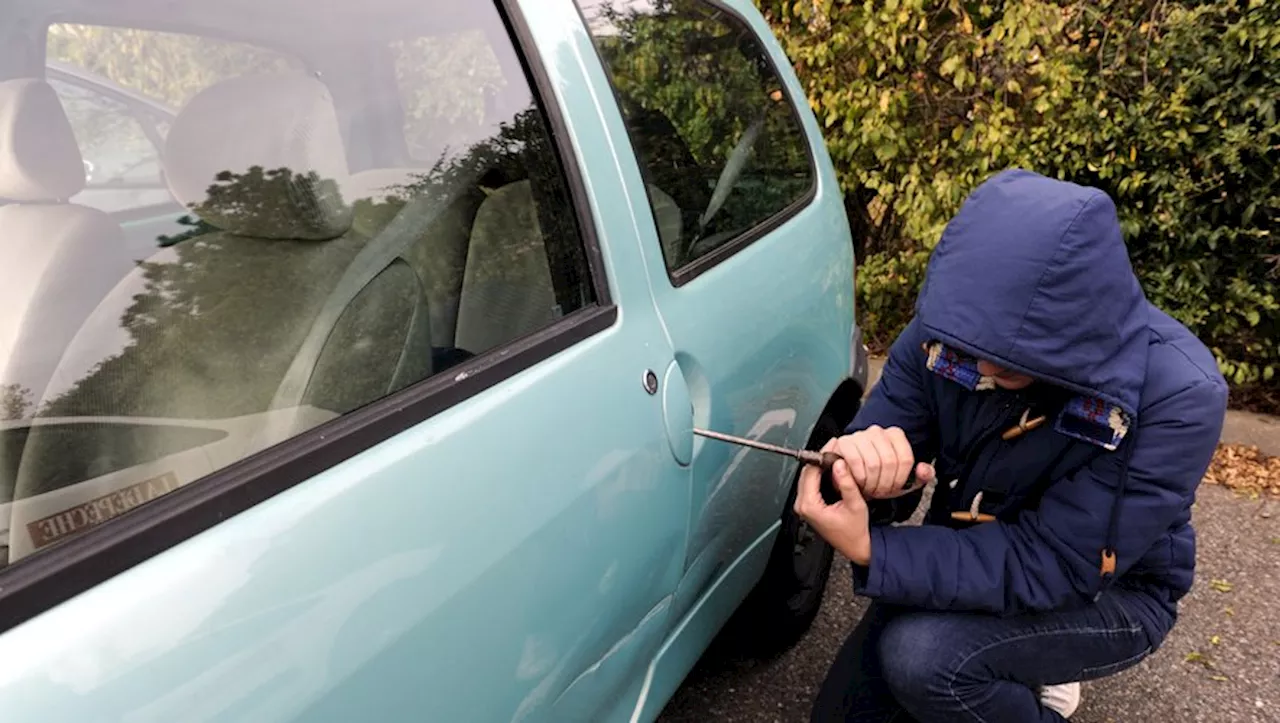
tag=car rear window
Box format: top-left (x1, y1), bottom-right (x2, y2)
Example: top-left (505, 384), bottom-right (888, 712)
top-left (575, 0), bottom-right (815, 276)
top-left (47, 24), bottom-right (306, 108)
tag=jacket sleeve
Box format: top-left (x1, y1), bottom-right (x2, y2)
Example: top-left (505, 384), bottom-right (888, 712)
top-left (854, 375), bottom-right (1227, 615)
top-left (846, 318), bottom-right (939, 525)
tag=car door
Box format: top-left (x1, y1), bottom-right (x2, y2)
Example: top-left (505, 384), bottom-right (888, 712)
top-left (572, 0), bottom-right (855, 625)
top-left (0, 2), bottom-right (690, 721)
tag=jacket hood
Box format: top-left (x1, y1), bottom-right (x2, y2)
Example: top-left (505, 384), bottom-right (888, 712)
top-left (915, 169), bottom-right (1149, 419)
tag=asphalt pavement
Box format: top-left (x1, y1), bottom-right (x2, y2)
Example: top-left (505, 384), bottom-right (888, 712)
top-left (656, 359), bottom-right (1280, 722)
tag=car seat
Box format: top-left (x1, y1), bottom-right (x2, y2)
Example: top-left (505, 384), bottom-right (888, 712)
top-left (452, 173), bottom-right (679, 355)
top-left (344, 167), bottom-right (484, 351)
top-left (0, 78), bottom-right (130, 409)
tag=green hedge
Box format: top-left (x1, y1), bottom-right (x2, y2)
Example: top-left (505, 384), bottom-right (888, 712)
top-left (759, 0), bottom-right (1279, 403)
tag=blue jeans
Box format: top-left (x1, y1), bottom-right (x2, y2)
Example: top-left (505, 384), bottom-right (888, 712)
top-left (810, 586), bottom-right (1169, 722)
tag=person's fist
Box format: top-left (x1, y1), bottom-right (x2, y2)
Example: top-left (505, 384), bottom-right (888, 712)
top-left (832, 426), bottom-right (935, 499)
top-left (794, 439), bottom-right (872, 565)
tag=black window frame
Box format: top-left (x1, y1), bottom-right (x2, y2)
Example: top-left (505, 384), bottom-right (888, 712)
top-left (571, 0), bottom-right (819, 288)
top-left (0, 0), bottom-right (615, 635)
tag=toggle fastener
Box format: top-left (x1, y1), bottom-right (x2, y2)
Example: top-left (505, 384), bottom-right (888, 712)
top-left (1001, 408), bottom-right (1047, 441)
top-left (950, 490), bottom-right (996, 523)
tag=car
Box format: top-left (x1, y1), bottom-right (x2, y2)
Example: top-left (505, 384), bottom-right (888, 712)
top-left (0, 0), bottom-right (867, 720)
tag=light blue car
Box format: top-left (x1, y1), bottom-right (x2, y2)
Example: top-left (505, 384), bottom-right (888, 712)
top-left (0, 0), bottom-right (867, 720)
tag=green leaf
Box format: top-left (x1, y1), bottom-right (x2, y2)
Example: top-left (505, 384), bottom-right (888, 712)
top-left (765, 0), bottom-right (1280, 393)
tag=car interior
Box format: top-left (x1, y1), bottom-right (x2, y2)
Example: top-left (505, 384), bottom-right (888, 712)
top-left (0, 0), bottom-right (610, 564)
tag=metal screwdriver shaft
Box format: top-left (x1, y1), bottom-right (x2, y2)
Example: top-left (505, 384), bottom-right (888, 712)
top-left (692, 428), bottom-right (920, 504)
top-left (693, 428), bottom-right (840, 469)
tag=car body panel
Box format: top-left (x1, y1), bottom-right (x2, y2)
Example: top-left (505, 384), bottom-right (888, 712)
top-left (0, 348), bottom-right (689, 722)
top-left (0, 4), bottom-right (695, 722)
top-left (0, 0), bottom-right (857, 721)
top-left (630, 521), bottom-right (779, 723)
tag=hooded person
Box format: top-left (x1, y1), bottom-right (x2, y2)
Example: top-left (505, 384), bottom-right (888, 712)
top-left (796, 169), bottom-right (1228, 723)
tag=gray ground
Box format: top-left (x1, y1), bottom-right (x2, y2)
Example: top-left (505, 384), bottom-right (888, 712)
top-left (1222, 412), bottom-right (1280, 457)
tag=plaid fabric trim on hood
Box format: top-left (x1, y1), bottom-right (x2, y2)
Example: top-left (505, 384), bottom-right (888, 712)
top-left (922, 341), bottom-right (1131, 451)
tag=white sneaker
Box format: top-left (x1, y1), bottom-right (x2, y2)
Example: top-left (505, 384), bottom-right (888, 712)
top-left (1039, 682), bottom-right (1081, 718)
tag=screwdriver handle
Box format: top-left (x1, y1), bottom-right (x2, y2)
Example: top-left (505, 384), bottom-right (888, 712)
top-left (798, 449), bottom-right (920, 503)
top-left (796, 450), bottom-right (842, 470)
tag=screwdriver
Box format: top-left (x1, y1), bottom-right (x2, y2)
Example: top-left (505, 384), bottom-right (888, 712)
top-left (693, 428), bottom-right (841, 469)
top-left (692, 428), bottom-right (920, 503)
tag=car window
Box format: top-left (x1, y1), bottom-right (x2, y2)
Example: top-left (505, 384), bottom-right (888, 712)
top-left (43, 24), bottom-right (303, 215)
top-left (0, 0), bottom-right (594, 567)
top-left (46, 76), bottom-right (170, 213)
top-left (46, 24), bottom-right (305, 109)
top-left (391, 30), bottom-right (507, 164)
top-left (48, 77), bottom-right (162, 185)
top-left (575, 0), bottom-right (814, 274)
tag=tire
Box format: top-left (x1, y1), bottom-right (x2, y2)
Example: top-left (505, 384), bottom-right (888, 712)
top-left (721, 406), bottom-right (847, 658)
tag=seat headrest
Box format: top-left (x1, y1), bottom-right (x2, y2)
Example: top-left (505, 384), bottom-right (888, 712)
top-left (0, 78), bottom-right (85, 202)
top-left (164, 73), bottom-right (353, 240)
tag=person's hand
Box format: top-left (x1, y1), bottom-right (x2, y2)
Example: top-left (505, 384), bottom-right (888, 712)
top-left (832, 425), bottom-right (935, 499)
top-left (794, 439), bottom-right (872, 565)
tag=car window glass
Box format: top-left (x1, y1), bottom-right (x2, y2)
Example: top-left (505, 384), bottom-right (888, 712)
top-left (575, 0), bottom-right (814, 273)
top-left (44, 24), bottom-right (304, 216)
top-left (391, 30), bottom-right (507, 164)
top-left (0, 0), bottom-right (594, 568)
top-left (47, 77), bottom-right (169, 213)
top-left (46, 24), bottom-right (305, 108)
top-left (49, 78), bottom-right (160, 184)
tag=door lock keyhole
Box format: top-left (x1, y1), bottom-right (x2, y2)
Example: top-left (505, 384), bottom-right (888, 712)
top-left (643, 370), bottom-right (659, 395)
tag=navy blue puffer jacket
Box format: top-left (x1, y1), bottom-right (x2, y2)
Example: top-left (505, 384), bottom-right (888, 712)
top-left (849, 169), bottom-right (1228, 640)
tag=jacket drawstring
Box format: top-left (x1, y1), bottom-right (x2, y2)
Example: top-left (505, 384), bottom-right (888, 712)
top-left (1096, 428), bottom-right (1139, 600)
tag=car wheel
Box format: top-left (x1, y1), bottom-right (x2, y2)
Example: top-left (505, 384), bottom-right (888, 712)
top-left (721, 407), bottom-right (845, 658)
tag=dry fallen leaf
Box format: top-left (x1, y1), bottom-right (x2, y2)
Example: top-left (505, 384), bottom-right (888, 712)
top-left (1202, 443), bottom-right (1280, 498)
top-left (1210, 579), bottom-right (1234, 593)
top-left (1184, 650), bottom-right (1217, 670)
top-left (1210, 635), bottom-right (1221, 646)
